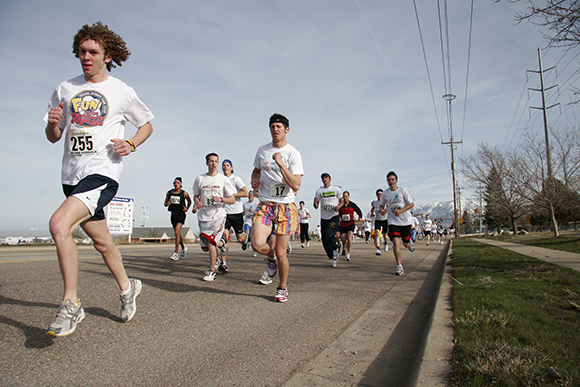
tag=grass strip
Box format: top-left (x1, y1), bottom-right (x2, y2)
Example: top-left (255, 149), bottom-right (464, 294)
top-left (451, 237), bottom-right (580, 386)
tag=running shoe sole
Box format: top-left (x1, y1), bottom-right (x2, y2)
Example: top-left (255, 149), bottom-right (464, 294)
top-left (267, 258), bottom-right (278, 277)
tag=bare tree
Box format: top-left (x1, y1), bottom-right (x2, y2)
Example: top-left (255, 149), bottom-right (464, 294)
top-left (552, 125), bottom-right (580, 189)
top-left (498, 0), bottom-right (580, 48)
top-left (460, 143), bottom-right (529, 232)
top-left (506, 128), bottom-right (580, 236)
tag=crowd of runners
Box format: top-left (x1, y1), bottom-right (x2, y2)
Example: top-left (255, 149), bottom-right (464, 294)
top-left (42, 22), bottom-right (450, 338)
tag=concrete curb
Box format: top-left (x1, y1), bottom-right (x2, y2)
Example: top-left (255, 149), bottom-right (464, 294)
top-left (414, 241), bottom-right (454, 386)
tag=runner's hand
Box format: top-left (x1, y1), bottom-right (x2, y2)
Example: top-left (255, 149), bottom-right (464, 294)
top-left (111, 138), bottom-right (132, 156)
top-left (47, 102), bottom-right (64, 129)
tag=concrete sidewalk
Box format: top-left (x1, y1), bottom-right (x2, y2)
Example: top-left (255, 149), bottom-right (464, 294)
top-left (474, 238), bottom-right (580, 272)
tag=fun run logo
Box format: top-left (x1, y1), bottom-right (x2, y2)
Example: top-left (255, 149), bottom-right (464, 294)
top-left (70, 90), bottom-right (108, 127)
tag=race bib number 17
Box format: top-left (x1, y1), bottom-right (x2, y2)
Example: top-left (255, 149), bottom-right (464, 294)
top-left (270, 183), bottom-right (290, 198)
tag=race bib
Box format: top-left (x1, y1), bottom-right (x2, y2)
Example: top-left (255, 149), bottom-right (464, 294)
top-left (68, 127), bottom-right (98, 156)
top-left (270, 183), bottom-right (290, 198)
top-left (341, 214), bottom-right (351, 222)
top-left (170, 196), bottom-right (181, 205)
top-left (323, 204), bottom-right (335, 212)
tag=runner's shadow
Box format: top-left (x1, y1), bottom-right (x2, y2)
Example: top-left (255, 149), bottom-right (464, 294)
top-left (0, 295), bottom-right (121, 349)
top-left (0, 314), bottom-right (54, 349)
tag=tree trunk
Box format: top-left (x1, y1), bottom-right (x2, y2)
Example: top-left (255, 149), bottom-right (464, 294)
top-left (548, 203), bottom-right (559, 237)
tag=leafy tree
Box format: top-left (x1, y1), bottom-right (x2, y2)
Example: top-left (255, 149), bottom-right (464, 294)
top-left (461, 210), bottom-right (473, 233)
top-left (483, 166), bottom-right (512, 232)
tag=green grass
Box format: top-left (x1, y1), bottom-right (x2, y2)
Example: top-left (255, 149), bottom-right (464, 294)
top-left (488, 232), bottom-right (580, 254)
top-left (451, 238), bottom-right (580, 386)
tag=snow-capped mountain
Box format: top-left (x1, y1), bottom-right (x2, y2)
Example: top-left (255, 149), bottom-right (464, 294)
top-left (413, 198), bottom-right (480, 225)
top-left (0, 227), bottom-right (50, 238)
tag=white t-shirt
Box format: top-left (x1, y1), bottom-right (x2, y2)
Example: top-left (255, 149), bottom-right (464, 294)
top-left (372, 199), bottom-right (388, 221)
top-left (224, 174), bottom-right (246, 214)
top-left (243, 200), bottom-right (258, 227)
top-left (411, 216), bottom-right (420, 229)
top-left (298, 208), bottom-right (310, 224)
top-left (315, 186), bottom-right (342, 220)
top-left (45, 75), bottom-right (154, 185)
top-left (423, 219), bottom-right (433, 231)
top-left (253, 142), bottom-right (303, 203)
top-left (192, 173), bottom-right (236, 222)
top-left (379, 186), bottom-right (415, 226)
top-left (363, 221), bottom-right (371, 232)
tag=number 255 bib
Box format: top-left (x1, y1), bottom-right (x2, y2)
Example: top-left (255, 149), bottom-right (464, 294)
top-left (68, 127), bottom-right (98, 156)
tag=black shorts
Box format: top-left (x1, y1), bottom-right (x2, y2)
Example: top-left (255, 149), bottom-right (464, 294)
top-left (339, 224), bottom-right (356, 234)
top-left (374, 219), bottom-right (388, 234)
top-left (171, 212), bottom-right (186, 228)
top-left (63, 174), bottom-right (118, 221)
top-left (225, 212), bottom-right (244, 234)
top-left (388, 224), bottom-right (412, 242)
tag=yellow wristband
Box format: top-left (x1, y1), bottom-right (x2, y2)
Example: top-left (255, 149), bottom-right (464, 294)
top-left (125, 140), bottom-right (136, 152)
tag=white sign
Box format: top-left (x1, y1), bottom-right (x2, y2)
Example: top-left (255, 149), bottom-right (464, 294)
top-left (106, 197), bottom-right (134, 235)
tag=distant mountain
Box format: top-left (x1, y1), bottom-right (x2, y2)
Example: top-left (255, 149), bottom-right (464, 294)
top-left (414, 198), bottom-right (480, 226)
top-left (0, 227), bottom-right (50, 238)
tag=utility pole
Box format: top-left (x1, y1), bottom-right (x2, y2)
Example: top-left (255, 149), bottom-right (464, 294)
top-left (442, 94), bottom-right (462, 235)
top-left (442, 136), bottom-right (462, 235)
top-left (528, 48), bottom-right (558, 178)
top-left (141, 206), bottom-right (149, 228)
top-left (528, 48), bottom-right (560, 236)
top-left (479, 182), bottom-right (483, 233)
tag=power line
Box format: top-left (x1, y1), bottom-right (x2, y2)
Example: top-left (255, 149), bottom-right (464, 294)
top-left (412, 0), bottom-right (450, 173)
top-left (459, 0), bottom-right (475, 144)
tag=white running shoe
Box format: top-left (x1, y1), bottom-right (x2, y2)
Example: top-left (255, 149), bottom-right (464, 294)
top-left (409, 242), bottom-right (415, 252)
top-left (47, 299), bottom-right (85, 336)
top-left (259, 271), bottom-right (273, 285)
top-left (346, 252), bottom-right (351, 261)
top-left (395, 265), bottom-right (404, 276)
top-left (306, 241), bottom-right (309, 247)
top-left (170, 253), bottom-right (179, 261)
top-left (120, 279), bottom-right (142, 323)
top-left (331, 258), bottom-right (337, 267)
top-left (180, 246), bottom-right (188, 259)
top-left (203, 270), bottom-right (216, 281)
top-left (252, 252), bottom-right (258, 257)
top-left (287, 243), bottom-right (292, 254)
top-left (275, 287), bottom-right (288, 302)
top-left (375, 248), bottom-right (382, 256)
top-left (214, 258), bottom-right (222, 271)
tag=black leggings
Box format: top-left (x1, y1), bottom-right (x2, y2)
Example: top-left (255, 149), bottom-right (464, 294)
top-left (321, 216), bottom-right (340, 259)
top-left (299, 223), bottom-right (310, 243)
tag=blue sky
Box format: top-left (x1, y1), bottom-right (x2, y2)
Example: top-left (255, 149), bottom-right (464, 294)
top-left (1, 0), bottom-right (578, 232)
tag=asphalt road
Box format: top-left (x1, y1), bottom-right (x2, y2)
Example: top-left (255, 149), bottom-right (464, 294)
top-left (0, 237), bottom-right (450, 386)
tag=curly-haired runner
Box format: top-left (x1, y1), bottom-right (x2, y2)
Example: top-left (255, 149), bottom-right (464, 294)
top-left (44, 22), bottom-right (154, 336)
top-left (72, 22), bottom-right (130, 71)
